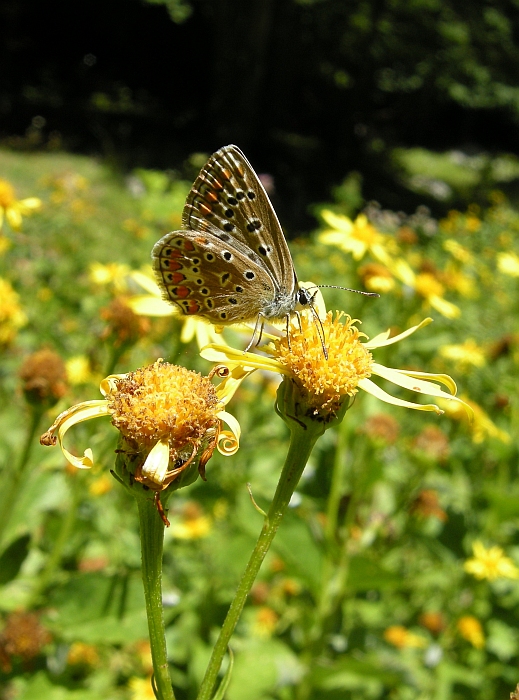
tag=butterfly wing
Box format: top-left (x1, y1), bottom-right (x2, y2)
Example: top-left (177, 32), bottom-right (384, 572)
top-left (183, 145), bottom-right (297, 296)
top-left (152, 225), bottom-right (278, 324)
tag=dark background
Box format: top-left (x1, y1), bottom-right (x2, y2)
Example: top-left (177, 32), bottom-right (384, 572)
top-left (2, 0), bottom-right (519, 230)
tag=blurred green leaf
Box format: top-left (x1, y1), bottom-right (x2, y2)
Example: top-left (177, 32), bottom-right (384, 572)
top-left (0, 534), bottom-right (30, 585)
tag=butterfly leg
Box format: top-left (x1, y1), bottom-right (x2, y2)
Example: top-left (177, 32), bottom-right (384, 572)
top-left (308, 302), bottom-right (329, 360)
top-left (245, 312), bottom-right (266, 352)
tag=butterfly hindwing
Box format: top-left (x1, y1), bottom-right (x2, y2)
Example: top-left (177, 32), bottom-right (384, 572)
top-left (152, 226), bottom-right (276, 324)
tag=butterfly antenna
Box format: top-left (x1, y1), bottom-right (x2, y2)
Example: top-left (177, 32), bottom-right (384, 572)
top-left (308, 284), bottom-right (379, 298)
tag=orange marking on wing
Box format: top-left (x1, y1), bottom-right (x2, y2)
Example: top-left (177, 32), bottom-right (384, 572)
top-left (199, 202), bottom-right (212, 216)
top-left (195, 236), bottom-right (208, 245)
top-left (221, 168), bottom-right (231, 180)
top-left (206, 191), bottom-right (218, 202)
top-left (166, 259), bottom-right (182, 271)
top-left (165, 247), bottom-right (182, 258)
top-left (184, 299), bottom-right (201, 314)
top-left (174, 286), bottom-right (190, 299)
top-left (236, 163), bottom-right (244, 177)
top-left (183, 240), bottom-right (195, 251)
top-left (212, 179), bottom-right (223, 190)
top-left (167, 272), bottom-right (186, 284)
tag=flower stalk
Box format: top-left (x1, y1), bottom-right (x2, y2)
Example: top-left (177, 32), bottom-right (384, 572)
top-left (137, 493), bottom-right (176, 700)
top-left (197, 381), bottom-right (351, 700)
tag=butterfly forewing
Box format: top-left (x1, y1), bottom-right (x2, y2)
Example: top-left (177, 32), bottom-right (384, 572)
top-left (183, 145), bottom-right (296, 295)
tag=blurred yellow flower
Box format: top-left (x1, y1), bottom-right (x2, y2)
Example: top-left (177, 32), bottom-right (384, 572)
top-left (89, 262), bottom-right (131, 292)
top-left (89, 474), bottom-right (113, 496)
top-left (440, 395), bottom-right (510, 444)
top-left (0, 277), bottom-right (27, 344)
top-left (384, 625), bottom-right (427, 649)
top-left (439, 340), bottom-right (486, 370)
top-left (66, 355), bottom-right (96, 385)
top-left (318, 210), bottom-right (396, 263)
top-left (252, 607), bottom-right (279, 638)
top-left (497, 252), bottom-right (519, 277)
top-left (169, 502), bottom-right (212, 539)
top-left (443, 239), bottom-right (474, 264)
top-left (0, 178), bottom-right (42, 231)
top-left (67, 642), bottom-right (100, 667)
top-left (464, 541), bottom-right (519, 581)
top-left (128, 676), bottom-right (155, 700)
top-left (358, 262), bottom-right (396, 293)
top-left (457, 616), bottom-right (485, 648)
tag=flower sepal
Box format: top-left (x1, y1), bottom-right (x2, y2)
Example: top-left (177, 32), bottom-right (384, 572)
top-left (276, 374), bottom-right (354, 431)
top-left (113, 435), bottom-right (210, 527)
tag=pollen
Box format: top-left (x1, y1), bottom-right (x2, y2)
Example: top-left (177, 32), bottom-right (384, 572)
top-left (106, 360), bottom-right (220, 450)
top-left (272, 311), bottom-right (373, 413)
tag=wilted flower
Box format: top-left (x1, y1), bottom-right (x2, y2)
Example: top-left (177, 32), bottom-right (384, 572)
top-left (40, 360), bottom-right (240, 525)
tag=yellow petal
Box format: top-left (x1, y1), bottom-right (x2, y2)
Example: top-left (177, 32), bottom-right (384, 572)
top-left (6, 207), bottom-right (22, 230)
top-left (365, 318), bottom-right (433, 349)
top-left (126, 294), bottom-right (175, 316)
top-left (141, 439), bottom-right (170, 485)
top-left (358, 378), bottom-right (443, 414)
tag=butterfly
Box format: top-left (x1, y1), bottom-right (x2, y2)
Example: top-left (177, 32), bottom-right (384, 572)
top-left (152, 145), bottom-right (315, 343)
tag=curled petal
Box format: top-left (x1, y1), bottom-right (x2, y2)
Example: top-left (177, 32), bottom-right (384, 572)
top-left (358, 378), bottom-right (443, 414)
top-left (365, 318), bottom-right (433, 349)
top-left (40, 400), bottom-right (111, 468)
top-left (217, 410), bottom-right (241, 455)
top-left (100, 373), bottom-right (129, 396)
top-left (141, 438), bottom-right (170, 486)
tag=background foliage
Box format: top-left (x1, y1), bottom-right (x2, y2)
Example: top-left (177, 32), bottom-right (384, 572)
top-left (1, 1), bottom-right (519, 698)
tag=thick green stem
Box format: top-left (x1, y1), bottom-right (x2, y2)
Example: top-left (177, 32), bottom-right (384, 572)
top-left (197, 418), bottom-right (323, 700)
top-left (137, 497), bottom-right (176, 700)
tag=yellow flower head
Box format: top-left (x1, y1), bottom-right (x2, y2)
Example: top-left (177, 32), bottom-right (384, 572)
top-left (202, 312), bottom-right (470, 423)
top-left (464, 541), bottom-right (519, 581)
top-left (319, 210), bottom-right (394, 264)
top-left (272, 311), bottom-right (372, 414)
top-left (457, 616), bottom-right (485, 649)
top-left (0, 178), bottom-right (42, 231)
top-left (40, 360), bottom-right (240, 525)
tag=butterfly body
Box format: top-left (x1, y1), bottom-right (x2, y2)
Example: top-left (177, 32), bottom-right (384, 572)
top-left (152, 145), bottom-right (306, 327)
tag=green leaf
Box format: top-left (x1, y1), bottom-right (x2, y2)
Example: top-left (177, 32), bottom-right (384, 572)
top-left (0, 534), bottom-right (30, 585)
top-left (346, 556), bottom-right (401, 591)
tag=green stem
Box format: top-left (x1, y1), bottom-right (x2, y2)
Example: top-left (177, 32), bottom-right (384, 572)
top-left (0, 407), bottom-right (43, 544)
top-left (137, 497), bottom-right (176, 700)
top-left (197, 418), bottom-right (323, 700)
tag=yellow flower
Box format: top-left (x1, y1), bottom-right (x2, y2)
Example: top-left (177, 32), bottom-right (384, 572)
top-left (128, 676), bottom-right (156, 700)
top-left (389, 261), bottom-right (461, 319)
top-left (89, 262), bottom-right (131, 292)
top-left (0, 277), bottom-right (27, 344)
top-left (0, 178), bottom-right (42, 231)
top-left (439, 340), bottom-right (486, 370)
top-left (169, 502), bottom-right (212, 539)
top-left (497, 252), bottom-right (519, 277)
top-left (40, 360), bottom-right (240, 524)
top-left (318, 210), bottom-right (396, 264)
top-left (464, 541), bottom-right (519, 581)
top-left (440, 395), bottom-right (510, 444)
top-left (358, 262), bottom-right (396, 293)
top-left (202, 313), bottom-right (470, 421)
top-left (66, 355), bottom-right (96, 385)
top-left (383, 625), bottom-right (427, 649)
top-left (252, 607), bottom-right (279, 638)
top-left (457, 616), bottom-right (485, 648)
